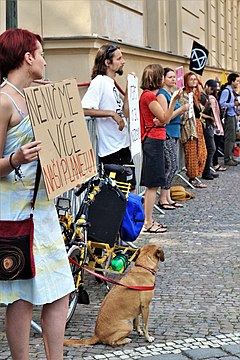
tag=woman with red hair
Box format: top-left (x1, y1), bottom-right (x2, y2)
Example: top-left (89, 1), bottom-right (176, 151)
top-left (0, 28), bottom-right (74, 360)
top-left (180, 72), bottom-right (207, 188)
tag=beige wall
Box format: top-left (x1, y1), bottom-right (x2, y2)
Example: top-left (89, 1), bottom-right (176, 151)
top-left (1, 0), bottom-right (239, 90)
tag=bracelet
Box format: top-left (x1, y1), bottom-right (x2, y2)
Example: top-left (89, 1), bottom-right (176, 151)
top-left (9, 152), bottom-right (23, 180)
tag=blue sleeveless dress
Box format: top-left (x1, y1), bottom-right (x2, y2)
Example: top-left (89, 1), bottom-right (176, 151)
top-left (0, 93), bottom-right (75, 305)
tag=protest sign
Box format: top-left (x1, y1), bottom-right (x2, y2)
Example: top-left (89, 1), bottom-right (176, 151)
top-left (189, 41), bottom-right (209, 75)
top-left (24, 79), bottom-right (97, 200)
top-left (175, 66), bottom-right (184, 89)
top-left (188, 92), bottom-right (194, 119)
top-left (127, 74), bottom-right (141, 158)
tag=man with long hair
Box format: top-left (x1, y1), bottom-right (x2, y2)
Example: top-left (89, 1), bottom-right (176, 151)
top-left (82, 44), bottom-right (136, 189)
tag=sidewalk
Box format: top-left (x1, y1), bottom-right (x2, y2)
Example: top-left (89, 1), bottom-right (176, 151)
top-left (0, 163), bottom-right (240, 359)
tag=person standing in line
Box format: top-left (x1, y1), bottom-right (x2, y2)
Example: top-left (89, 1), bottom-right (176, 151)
top-left (157, 67), bottom-right (189, 210)
top-left (139, 64), bottom-right (181, 233)
top-left (0, 28), bottom-right (75, 360)
top-left (81, 44), bottom-right (136, 190)
top-left (219, 72), bottom-right (240, 166)
top-left (179, 72), bottom-right (207, 188)
top-left (200, 80), bottom-right (220, 180)
top-left (209, 81), bottom-right (226, 172)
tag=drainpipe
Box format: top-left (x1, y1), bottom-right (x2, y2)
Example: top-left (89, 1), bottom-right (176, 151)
top-left (6, 0), bottom-right (18, 29)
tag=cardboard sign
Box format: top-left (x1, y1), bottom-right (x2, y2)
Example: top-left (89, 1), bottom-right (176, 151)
top-left (127, 74), bottom-right (141, 158)
top-left (24, 79), bottom-right (97, 200)
top-left (175, 66), bottom-right (184, 89)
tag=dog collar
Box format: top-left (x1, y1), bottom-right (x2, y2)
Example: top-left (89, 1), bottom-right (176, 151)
top-left (135, 263), bottom-right (157, 275)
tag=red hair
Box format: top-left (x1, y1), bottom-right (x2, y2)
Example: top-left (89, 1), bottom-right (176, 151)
top-left (0, 28), bottom-right (43, 81)
top-left (184, 71), bottom-right (201, 106)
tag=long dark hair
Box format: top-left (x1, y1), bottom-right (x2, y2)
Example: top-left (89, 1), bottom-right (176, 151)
top-left (91, 44), bottom-right (119, 79)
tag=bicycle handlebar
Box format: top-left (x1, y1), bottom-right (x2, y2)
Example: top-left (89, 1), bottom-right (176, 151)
top-left (74, 182), bottom-right (89, 197)
top-left (103, 163), bottom-right (133, 176)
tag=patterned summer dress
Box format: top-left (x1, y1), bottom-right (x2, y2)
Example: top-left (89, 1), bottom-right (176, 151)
top-left (0, 94), bottom-right (75, 305)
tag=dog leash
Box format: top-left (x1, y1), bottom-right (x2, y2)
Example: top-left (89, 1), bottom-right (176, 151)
top-left (68, 257), bottom-right (155, 291)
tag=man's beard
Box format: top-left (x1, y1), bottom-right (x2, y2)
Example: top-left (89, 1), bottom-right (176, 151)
top-left (116, 68), bottom-right (124, 76)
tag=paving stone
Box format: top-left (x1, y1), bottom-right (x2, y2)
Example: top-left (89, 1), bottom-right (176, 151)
top-left (1, 166), bottom-right (240, 359)
top-left (222, 345), bottom-right (240, 356)
top-left (182, 348), bottom-right (228, 359)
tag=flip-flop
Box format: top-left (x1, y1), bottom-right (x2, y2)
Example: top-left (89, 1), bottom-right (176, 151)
top-left (216, 165), bottom-right (227, 171)
top-left (152, 221), bottom-right (167, 229)
top-left (158, 202), bottom-right (176, 210)
top-left (170, 202), bottom-right (183, 208)
top-left (143, 222), bottom-right (167, 233)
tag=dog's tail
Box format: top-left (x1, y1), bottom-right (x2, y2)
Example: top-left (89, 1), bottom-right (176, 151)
top-left (64, 335), bottom-right (99, 346)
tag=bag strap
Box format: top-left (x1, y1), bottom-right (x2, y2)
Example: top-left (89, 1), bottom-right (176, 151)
top-left (31, 160), bottom-right (42, 210)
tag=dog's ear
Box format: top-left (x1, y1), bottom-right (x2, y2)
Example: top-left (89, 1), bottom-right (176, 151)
top-left (156, 248), bottom-right (165, 262)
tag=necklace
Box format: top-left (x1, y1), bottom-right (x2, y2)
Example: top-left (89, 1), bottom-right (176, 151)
top-left (0, 78), bottom-right (25, 98)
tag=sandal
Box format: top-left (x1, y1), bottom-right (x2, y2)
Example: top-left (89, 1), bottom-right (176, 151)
top-left (214, 165), bottom-right (227, 172)
top-left (143, 222), bottom-right (167, 233)
top-left (170, 202), bottom-right (183, 208)
top-left (157, 202), bottom-right (175, 210)
top-left (190, 180), bottom-right (207, 188)
top-left (153, 221), bottom-right (167, 229)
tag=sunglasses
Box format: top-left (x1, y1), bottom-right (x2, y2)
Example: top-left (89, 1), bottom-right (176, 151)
top-left (106, 45), bottom-right (118, 57)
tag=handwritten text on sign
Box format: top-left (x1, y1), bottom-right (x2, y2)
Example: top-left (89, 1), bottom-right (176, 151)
top-left (24, 79), bottom-right (97, 199)
top-left (127, 74), bottom-right (141, 158)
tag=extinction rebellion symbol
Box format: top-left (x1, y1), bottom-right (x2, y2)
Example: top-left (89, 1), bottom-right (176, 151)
top-left (189, 41), bottom-right (209, 75)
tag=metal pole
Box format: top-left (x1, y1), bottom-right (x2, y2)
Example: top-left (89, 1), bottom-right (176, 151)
top-left (6, 0), bottom-right (18, 29)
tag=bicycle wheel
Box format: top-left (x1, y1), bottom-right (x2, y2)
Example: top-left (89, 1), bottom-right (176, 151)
top-left (66, 245), bottom-right (81, 325)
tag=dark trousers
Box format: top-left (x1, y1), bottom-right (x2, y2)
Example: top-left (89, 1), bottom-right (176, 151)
top-left (223, 115), bottom-right (236, 162)
top-left (213, 135), bottom-right (224, 166)
top-left (202, 126), bottom-right (216, 176)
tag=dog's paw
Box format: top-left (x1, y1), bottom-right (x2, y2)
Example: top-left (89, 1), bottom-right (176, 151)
top-left (137, 328), bottom-right (143, 336)
top-left (146, 335), bottom-right (155, 343)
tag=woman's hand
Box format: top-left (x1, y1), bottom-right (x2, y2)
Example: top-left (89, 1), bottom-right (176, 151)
top-left (153, 117), bottom-right (163, 127)
top-left (172, 89), bottom-right (183, 101)
top-left (11, 140), bottom-right (42, 168)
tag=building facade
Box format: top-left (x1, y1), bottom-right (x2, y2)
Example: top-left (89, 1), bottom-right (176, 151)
top-left (0, 0), bottom-right (239, 93)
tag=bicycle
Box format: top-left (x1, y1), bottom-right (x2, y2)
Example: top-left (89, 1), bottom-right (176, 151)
top-left (56, 164), bottom-right (139, 325)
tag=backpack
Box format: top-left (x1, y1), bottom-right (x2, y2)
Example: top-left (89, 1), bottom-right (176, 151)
top-left (120, 193), bottom-right (145, 242)
top-left (218, 84), bottom-right (231, 120)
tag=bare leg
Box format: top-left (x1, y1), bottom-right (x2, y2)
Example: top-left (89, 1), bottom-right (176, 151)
top-left (41, 295), bottom-right (69, 360)
top-left (159, 188), bottom-right (170, 205)
top-left (159, 189), bottom-right (175, 209)
top-left (144, 187), bottom-right (158, 228)
top-left (5, 300), bottom-right (33, 360)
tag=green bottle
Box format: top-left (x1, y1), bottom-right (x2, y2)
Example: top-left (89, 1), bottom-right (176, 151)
top-left (110, 254), bottom-right (128, 271)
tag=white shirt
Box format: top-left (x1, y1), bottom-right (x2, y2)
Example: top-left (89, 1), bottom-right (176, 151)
top-left (82, 75), bottom-right (130, 157)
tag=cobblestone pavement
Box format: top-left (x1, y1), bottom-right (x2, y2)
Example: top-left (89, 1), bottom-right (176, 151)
top-left (1, 163), bottom-right (240, 359)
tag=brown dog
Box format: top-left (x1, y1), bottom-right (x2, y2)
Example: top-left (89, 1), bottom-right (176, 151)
top-left (64, 244), bottom-right (164, 347)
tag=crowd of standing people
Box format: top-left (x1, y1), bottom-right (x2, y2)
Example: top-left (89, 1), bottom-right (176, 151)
top-left (82, 44), bottom-right (240, 233)
top-left (0, 27), bottom-right (239, 360)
